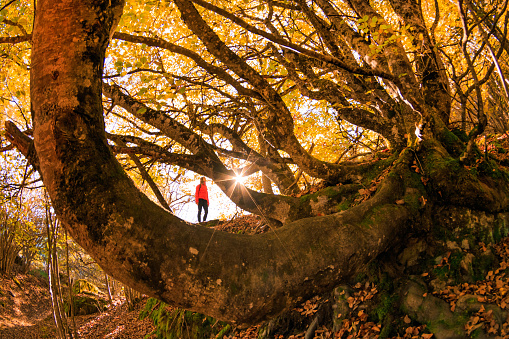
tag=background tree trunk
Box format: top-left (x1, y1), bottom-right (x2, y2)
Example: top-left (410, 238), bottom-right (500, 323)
top-left (46, 206), bottom-right (69, 339)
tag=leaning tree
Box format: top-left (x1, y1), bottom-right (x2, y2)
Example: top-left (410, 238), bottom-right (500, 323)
top-left (1, 0), bottom-right (509, 325)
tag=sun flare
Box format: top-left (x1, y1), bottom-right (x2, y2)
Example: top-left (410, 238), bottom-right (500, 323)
top-left (235, 174), bottom-right (246, 185)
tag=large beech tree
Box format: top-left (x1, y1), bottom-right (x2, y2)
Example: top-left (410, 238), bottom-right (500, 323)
top-left (2, 0), bottom-right (509, 325)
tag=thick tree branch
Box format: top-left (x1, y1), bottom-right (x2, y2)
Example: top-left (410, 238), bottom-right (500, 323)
top-left (273, 47), bottom-right (406, 148)
top-left (346, 0), bottom-right (426, 118)
top-left (388, 0), bottom-right (451, 124)
top-left (457, 0), bottom-right (487, 162)
top-left (4, 121), bottom-right (39, 170)
top-left (0, 34), bottom-right (32, 44)
top-left (110, 136), bottom-right (172, 211)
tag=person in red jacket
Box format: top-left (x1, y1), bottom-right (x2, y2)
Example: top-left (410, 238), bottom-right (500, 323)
top-left (195, 177), bottom-right (209, 222)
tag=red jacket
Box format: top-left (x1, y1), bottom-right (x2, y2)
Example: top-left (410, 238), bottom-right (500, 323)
top-left (195, 184), bottom-right (209, 205)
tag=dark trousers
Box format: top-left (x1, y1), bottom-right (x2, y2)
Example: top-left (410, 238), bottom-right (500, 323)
top-left (198, 199), bottom-right (208, 222)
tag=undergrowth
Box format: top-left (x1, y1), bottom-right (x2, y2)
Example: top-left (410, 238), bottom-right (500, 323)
top-left (139, 297), bottom-right (231, 339)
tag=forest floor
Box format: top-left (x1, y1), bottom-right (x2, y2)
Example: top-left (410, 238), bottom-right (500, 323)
top-left (3, 222), bottom-right (509, 338)
top-left (0, 274), bottom-right (155, 339)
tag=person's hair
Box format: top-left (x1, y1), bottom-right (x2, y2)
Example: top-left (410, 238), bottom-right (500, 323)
top-left (200, 177), bottom-right (206, 184)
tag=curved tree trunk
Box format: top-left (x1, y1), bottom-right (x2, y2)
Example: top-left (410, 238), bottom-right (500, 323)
top-left (23, 0), bottom-right (422, 325)
top-left (6, 0), bottom-right (509, 327)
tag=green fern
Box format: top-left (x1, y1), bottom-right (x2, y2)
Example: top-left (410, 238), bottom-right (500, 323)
top-left (140, 298), bottom-right (231, 339)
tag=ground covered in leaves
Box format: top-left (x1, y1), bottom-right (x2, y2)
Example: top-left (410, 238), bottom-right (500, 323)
top-left (222, 218), bottom-right (509, 339)
top-left (201, 202), bottom-right (509, 339)
top-left (0, 276), bottom-right (155, 339)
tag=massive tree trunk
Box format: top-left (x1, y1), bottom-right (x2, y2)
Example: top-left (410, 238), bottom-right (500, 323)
top-left (4, 0), bottom-right (509, 327)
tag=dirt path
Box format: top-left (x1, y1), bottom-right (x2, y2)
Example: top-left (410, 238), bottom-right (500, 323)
top-left (0, 274), bottom-right (155, 339)
top-left (0, 274), bottom-right (53, 339)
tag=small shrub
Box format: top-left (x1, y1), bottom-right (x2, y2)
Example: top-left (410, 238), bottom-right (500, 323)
top-left (72, 279), bottom-right (100, 295)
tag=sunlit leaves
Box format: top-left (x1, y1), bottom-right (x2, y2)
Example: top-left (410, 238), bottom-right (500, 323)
top-left (0, 1), bottom-right (32, 131)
